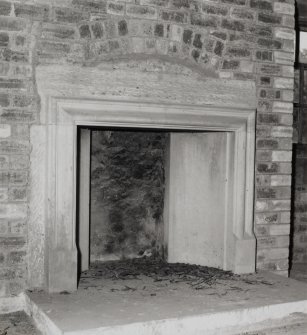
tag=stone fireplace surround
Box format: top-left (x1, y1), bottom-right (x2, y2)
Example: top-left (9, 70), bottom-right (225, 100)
top-left (29, 59), bottom-right (257, 293)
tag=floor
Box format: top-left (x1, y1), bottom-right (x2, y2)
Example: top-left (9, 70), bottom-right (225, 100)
top-left (1, 311), bottom-right (307, 335)
top-left (24, 259), bottom-right (307, 335)
top-left (291, 268), bottom-right (307, 284)
top-left (0, 312), bottom-right (41, 335)
top-left (236, 313), bottom-right (307, 334)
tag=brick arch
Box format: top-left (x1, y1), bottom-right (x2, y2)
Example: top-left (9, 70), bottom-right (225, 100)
top-left (36, 16), bottom-right (222, 77)
top-left (84, 34), bottom-right (217, 69)
top-left (81, 17), bottom-right (221, 72)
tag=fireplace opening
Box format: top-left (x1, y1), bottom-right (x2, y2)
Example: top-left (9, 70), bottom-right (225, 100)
top-left (75, 124), bottom-right (244, 285)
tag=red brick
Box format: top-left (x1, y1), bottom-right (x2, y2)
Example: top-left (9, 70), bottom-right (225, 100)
top-left (257, 235), bottom-right (289, 249)
top-left (0, 268), bottom-right (16, 280)
top-left (0, 109), bottom-right (36, 123)
top-left (0, 93), bottom-right (9, 107)
top-left (7, 251), bottom-right (26, 265)
top-left (91, 22), bottom-right (104, 39)
top-left (9, 156), bottom-right (29, 170)
top-left (191, 13), bottom-right (219, 28)
top-left (9, 171), bottom-right (28, 186)
top-left (0, 62), bottom-right (9, 76)
top-left (257, 186), bottom-right (291, 199)
top-left (0, 1), bottom-right (12, 16)
top-left (107, 2), bottom-right (125, 15)
top-left (15, 35), bottom-right (26, 47)
top-left (79, 24), bottom-right (91, 39)
top-left (41, 23), bottom-right (77, 40)
top-left (255, 212), bottom-right (279, 224)
top-left (126, 4), bottom-right (157, 19)
top-left (202, 4), bottom-right (228, 16)
top-left (54, 7), bottom-right (88, 23)
top-left (72, 0), bottom-right (107, 12)
top-left (221, 18), bottom-right (245, 31)
top-left (8, 220), bottom-right (26, 235)
top-left (14, 3), bottom-right (50, 21)
top-left (12, 95), bottom-right (34, 108)
top-left (0, 187), bottom-right (8, 201)
top-left (0, 78), bottom-right (25, 89)
top-left (0, 17), bottom-right (27, 31)
top-left (0, 33), bottom-right (9, 47)
top-left (0, 140), bottom-right (29, 154)
top-left (0, 202), bottom-right (27, 219)
top-left (0, 220), bottom-right (8, 234)
top-left (0, 156), bottom-right (9, 170)
top-left (171, 0), bottom-right (199, 10)
top-left (8, 187), bottom-right (27, 201)
top-left (38, 41), bottom-right (71, 55)
top-left (0, 49), bottom-right (29, 63)
top-left (0, 237), bottom-right (26, 249)
top-left (256, 150), bottom-right (272, 161)
top-left (0, 172), bottom-right (9, 186)
top-left (0, 267), bottom-right (26, 280)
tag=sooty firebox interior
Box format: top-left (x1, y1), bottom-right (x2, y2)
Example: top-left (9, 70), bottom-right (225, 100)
top-left (89, 129), bottom-right (167, 262)
top-left (76, 123), bottom-right (253, 282)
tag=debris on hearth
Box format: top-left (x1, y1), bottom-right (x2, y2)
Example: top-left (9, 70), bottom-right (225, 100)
top-left (81, 257), bottom-right (237, 290)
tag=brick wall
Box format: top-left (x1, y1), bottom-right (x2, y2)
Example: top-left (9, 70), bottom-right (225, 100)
top-left (0, 1), bottom-right (36, 297)
top-left (0, 0), bottom-right (295, 297)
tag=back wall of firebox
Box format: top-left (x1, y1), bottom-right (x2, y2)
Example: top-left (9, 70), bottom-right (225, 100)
top-left (90, 130), bottom-right (167, 262)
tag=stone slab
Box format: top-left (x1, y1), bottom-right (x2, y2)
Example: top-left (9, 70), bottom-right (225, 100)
top-left (24, 272), bottom-right (307, 335)
top-left (36, 61), bottom-right (257, 125)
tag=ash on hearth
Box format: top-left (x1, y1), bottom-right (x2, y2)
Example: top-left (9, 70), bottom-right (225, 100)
top-left (82, 257), bottom-right (237, 290)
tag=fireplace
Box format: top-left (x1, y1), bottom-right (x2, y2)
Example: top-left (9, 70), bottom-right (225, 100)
top-left (29, 60), bottom-right (257, 293)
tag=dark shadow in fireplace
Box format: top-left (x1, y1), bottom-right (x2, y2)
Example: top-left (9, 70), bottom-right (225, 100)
top-left (76, 126), bottom-right (92, 285)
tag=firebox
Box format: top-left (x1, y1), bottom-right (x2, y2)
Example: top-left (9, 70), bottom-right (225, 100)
top-left (77, 127), bottom-right (253, 276)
